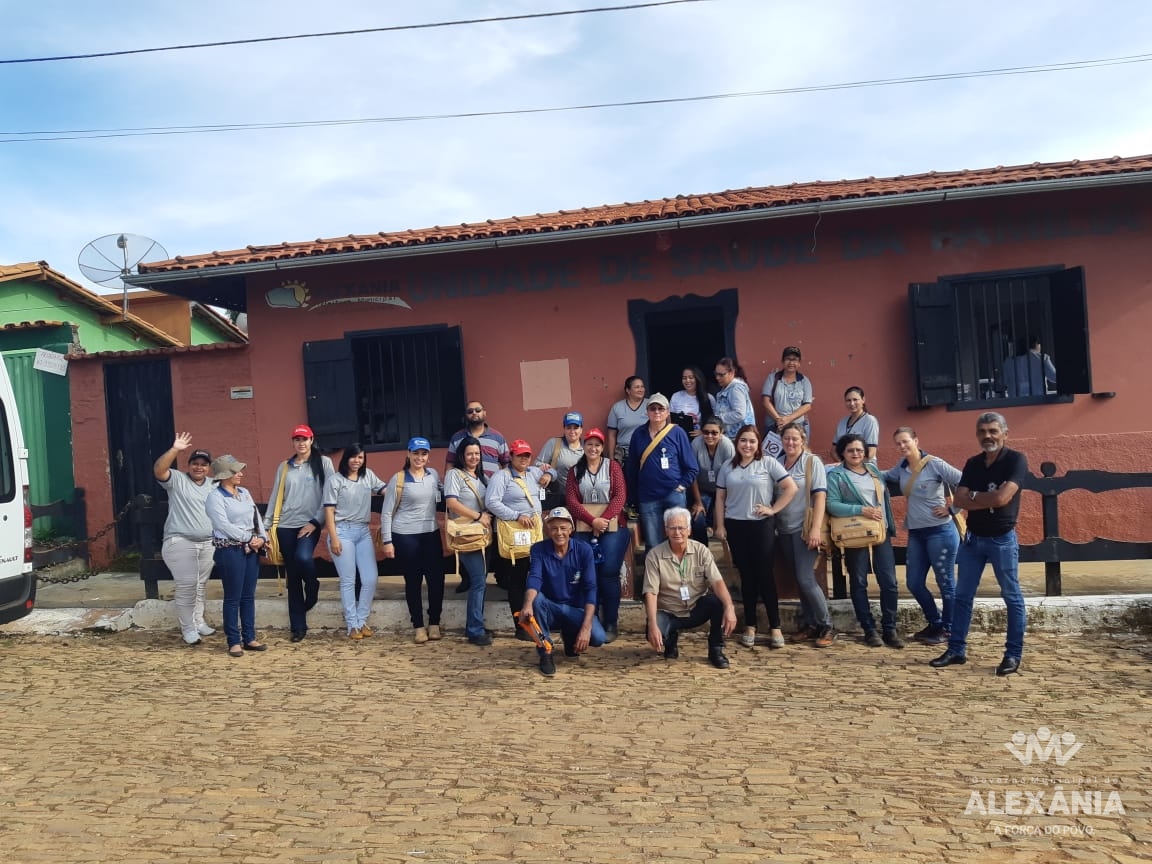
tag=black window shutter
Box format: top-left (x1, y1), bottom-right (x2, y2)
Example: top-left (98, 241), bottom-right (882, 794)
top-left (433, 326), bottom-right (467, 446)
top-left (908, 282), bottom-right (957, 406)
top-left (303, 338), bottom-right (358, 450)
top-left (1048, 266), bottom-right (1091, 394)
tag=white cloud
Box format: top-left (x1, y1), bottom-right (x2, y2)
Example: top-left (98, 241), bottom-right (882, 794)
top-left (1, 0), bottom-right (1150, 292)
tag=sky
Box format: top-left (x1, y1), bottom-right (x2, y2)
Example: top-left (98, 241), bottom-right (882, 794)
top-left (1, 0), bottom-right (1150, 293)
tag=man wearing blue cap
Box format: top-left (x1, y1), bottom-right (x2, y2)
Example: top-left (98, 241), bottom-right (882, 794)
top-left (523, 506), bottom-right (604, 676)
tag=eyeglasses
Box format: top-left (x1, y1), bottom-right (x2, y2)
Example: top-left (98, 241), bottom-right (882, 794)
top-left (713, 370), bottom-right (729, 377)
top-left (465, 407), bottom-right (484, 414)
top-left (843, 448), bottom-right (866, 455)
top-left (648, 405), bottom-right (667, 412)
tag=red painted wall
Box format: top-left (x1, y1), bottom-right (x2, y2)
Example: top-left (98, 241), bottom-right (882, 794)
top-left (72, 348), bottom-right (259, 565)
top-left (78, 184), bottom-right (1152, 561)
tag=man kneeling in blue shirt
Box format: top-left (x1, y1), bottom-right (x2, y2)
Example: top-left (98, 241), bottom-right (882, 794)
top-left (523, 507), bottom-right (605, 676)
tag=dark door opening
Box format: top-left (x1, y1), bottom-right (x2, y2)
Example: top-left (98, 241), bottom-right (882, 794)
top-left (628, 289), bottom-right (738, 401)
top-left (105, 359), bottom-right (174, 550)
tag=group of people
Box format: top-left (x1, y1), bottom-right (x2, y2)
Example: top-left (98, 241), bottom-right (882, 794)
top-left (153, 350), bottom-right (1030, 678)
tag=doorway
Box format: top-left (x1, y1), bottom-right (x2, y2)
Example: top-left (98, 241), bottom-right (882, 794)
top-left (628, 289), bottom-right (737, 400)
top-left (105, 358), bottom-right (174, 550)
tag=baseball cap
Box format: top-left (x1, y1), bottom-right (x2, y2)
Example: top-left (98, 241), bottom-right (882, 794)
top-left (544, 506), bottom-right (574, 527)
top-left (781, 346), bottom-right (802, 359)
top-left (584, 427), bottom-right (606, 443)
top-left (509, 439), bottom-right (533, 456)
top-left (647, 393), bottom-right (670, 409)
top-left (210, 455), bottom-right (245, 480)
top-left (562, 411), bottom-right (583, 427)
top-left (188, 449), bottom-right (212, 464)
top-left (407, 436), bottom-right (431, 452)
top-left (292, 424), bottom-right (314, 439)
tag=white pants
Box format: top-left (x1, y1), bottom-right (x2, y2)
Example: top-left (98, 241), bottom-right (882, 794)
top-left (162, 536), bottom-right (216, 637)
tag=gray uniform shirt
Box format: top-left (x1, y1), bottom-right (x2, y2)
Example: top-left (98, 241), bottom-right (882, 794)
top-left (266, 455), bottom-right (336, 528)
top-left (159, 469), bottom-right (214, 540)
top-left (885, 454), bottom-right (963, 530)
top-left (206, 486), bottom-right (268, 543)
top-left (607, 399), bottom-right (649, 453)
top-left (322, 468), bottom-right (385, 524)
top-left (834, 412), bottom-right (880, 453)
top-left (535, 437), bottom-right (584, 489)
top-left (716, 458), bottom-right (790, 521)
top-left (575, 460), bottom-right (612, 505)
top-left (444, 468), bottom-right (488, 514)
top-left (691, 434), bottom-right (735, 497)
top-left (776, 452), bottom-right (828, 535)
top-left (379, 469), bottom-right (441, 542)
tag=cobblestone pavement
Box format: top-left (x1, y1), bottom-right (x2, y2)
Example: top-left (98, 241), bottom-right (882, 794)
top-left (0, 629), bottom-right (1149, 863)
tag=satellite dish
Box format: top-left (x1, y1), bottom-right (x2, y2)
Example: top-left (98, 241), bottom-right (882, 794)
top-left (78, 233), bottom-right (169, 318)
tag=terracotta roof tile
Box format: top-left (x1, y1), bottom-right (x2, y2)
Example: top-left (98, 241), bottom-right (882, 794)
top-left (68, 341), bottom-right (247, 361)
top-left (140, 153), bottom-right (1152, 274)
top-left (0, 319), bottom-right (67, 331)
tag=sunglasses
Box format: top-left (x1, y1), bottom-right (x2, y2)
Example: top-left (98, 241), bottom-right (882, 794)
top-left (465, 408), bottom-right (484, 414)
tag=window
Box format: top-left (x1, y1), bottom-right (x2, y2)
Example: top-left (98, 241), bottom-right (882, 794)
top-left (909, 266), bottom-right (1090, 409)
top-left (304, 325), bottom-right (465, 450)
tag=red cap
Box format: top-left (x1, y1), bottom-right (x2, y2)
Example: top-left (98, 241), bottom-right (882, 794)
top-left (584, 427), bottom-right (606, 443)
top-left (509, 439), bottom-right (533, 455)
top-left (292, 424), bottom-right (314, 439)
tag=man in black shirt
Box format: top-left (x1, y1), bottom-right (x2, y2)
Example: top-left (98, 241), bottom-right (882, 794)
top-left (930, 412), bottom-right (1028, 676)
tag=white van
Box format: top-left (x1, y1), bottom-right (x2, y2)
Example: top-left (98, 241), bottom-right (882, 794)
top-left (0, 359), bottom-right (33, 624)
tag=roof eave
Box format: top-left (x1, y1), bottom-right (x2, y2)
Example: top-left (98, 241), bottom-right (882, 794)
top-left (127, 169), bottom-right (1152, 288)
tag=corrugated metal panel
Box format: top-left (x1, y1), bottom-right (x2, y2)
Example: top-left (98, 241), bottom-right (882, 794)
top-left (2, 350), bottom-right (75, 534)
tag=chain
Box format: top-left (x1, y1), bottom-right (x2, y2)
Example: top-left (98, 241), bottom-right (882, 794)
top-left (36, 498), bottom-right (146, 585)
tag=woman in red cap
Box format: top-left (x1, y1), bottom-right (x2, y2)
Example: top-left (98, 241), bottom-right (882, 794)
top-left (484, 438), bottom-right (545, 635)
top-left (265, 424), bottom-right (335, 642)
top-left (565, 427), bottom-right (629, 641)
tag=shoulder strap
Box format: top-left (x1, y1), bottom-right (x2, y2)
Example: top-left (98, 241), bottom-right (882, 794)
top-left (456, 468), bottom-right (484, 508)
top-left (550, 437), bottom-right (562, 466)
top-left (270, 461), bottom-right (289, 527)
top-left (902, 453), bottom-right (933, 496)
top-left (802, 452), bottom-right (814, 521)
top-left (639, 424), bottom-right (675, 470)
top-left (392, 471), bottom-right (405, 516)
top-left (510, 472), bottom-right (535, 510)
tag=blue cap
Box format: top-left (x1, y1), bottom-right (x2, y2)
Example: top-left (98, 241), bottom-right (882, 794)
top-left (407, 436), bottom-right (431, 452)
top-left (563, 412), bottom-right (583, 427)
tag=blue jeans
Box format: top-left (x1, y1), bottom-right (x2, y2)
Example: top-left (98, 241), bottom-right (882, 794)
top-left (532, 594), bottom-right (606, 655)
top-left (215, 545), bottom-right (259, 648)
top-left (330, 522), bottom-right (378, 633)
top-left (948, 530), bottom-right (1025, 660)
top-left (577, 528), bottom-right (629, 629)
top-left (639, 489), bottom-right (687, 550)
top-left (392, 531), bottom-right (445, 629)
top-left (690, 493), bottom-right (715, 546)
top-left (778, 530), bottom-right (832, 629)
top-left (278, 526), bottom-right (319, 634)
top-left (905, 523), bottom-right (958, 630)
top-left (845, 537), bottom-right (899, 633)
top-left (458, 549), bottom-right (489, 639)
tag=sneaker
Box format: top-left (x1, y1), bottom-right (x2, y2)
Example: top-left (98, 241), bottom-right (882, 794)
top-left (883, 630), bottom-right (906, 649)
top-left (414, 627), bottom-right (429, 644)
top-left (290, 631), bottom-right (306, 643)
top-left (663, 628), bottom-right (680, 660)
top-left (814, 626), bottom-right (836, 648)
top-left (539, 654), bottom-right (556, 677)
top-left (863, 630), bottom-right (884, 648)
top-left (349, 628), bottom-right (363, 640)
top-left (603, 624), bottom-right (619, 644)
top-left (563, 641), bottom-right (578, 658)
top-left (468, 633), bottom-right (493, 647)
top-left (791, 624), bottom-right (818, 643)
top-left (913, 624), bottom-right (946, 645)
top-left (738, 628), bottom-right (756, 648)
top-left (428, 624), bottom-right (443, 641)
top-left (196, 623), bottom-right (216, 637)
top-left (708, 646), bottom-right (730, 669)
top-left (359, 625), bottom-right (374, 638)
top-left (768, 629), bottom-right (786, 649)
top-left (182, 630), bottom-right (202, 646)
